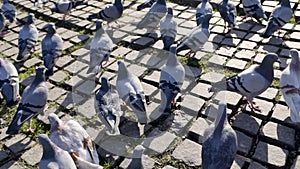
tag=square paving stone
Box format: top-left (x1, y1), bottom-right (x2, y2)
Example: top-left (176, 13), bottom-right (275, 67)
top-left (48, 87), bottom-right (67, 101)
top-left (236, 131), bottom-right (253, 154)
top-left (248, 161), bottom-right (268, 169)
top-left (120, 154), bottom-right (155, 169)
top-left (258, 45), bottom-right (279, 54)
top-left (190, 82), bottom-right (213, 99)
top-left (56, 92), bottom-right (85, 109)
top-left (0, 150), bottom-right (8, 161)
top-left (141, 82), bottom-right (157, 97)
top-left (75, 80), bottom-right (96, 96)
top-left (188, 117), bottom-right (210, 144)
top-left (208, 54), bottom-right (227, 66)
top-left (5, 134), bottom-right (36, 153)
top-left (143, 70), bottom-right (160, 85)
top-left (271, 104), bottom-right (291, 123)
top-left (238, 40), bottom-right (257, 50)
top-left (234, 49), bottom-right (255, 60)
top-left (49, 70), bottom-right (68, 83)
top-left (64, 75), bottom-right (84, 88)
top-left (23, 57), bottom-right (42, 68)
top-left (77, 98), bottom-right (97, 119)
top-left (233, 113), bottom-right (262, 135)
top-left (143, 128), bottom-right (177, 154)
top-left (21, 144), bottom-right (43, 166)
top-left (262, 121), bottom-right (295, 148)
top-left (111, 46), bottom-right (131, 58)
top-left (181, 94), bottom-right (205, 116)
top-left (253, 141), bottom-right (288, 167)
top-left (71, 48), bottom-right (89, 58)
top-left (162, 110), bottom-right (193, 136)
top-left (138, 54), bottom-right (164, 68)
top-left (172, 139), bottom-right (202, 166)
top-left (258, 87), bottom-right (278, 101)
top-left (216, 47), bottom-right (236, 57)
top-left (245, 98), bottom-right (273, 117)
top-left (225, 59), bottom-right (248, 71)
top-left (209, 33), bottom-right (225, 44)
top-left (200, 72), bottom-right (225, 84)
top-left (64, 61), bottom-right (88, 75)
top-left (184, 65), bottom-right (202, 78)
top-left (214, 91), bottom-right (243, 108)
top-left (55, 55), bottom-right (74, 68)
top-left (127, 64), bottom-right (147, 77)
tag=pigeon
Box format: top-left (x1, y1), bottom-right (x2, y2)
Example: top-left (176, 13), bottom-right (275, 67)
top-left (87, 21), bottom-right (113, 74)
top-left (95, 77), bottom-right (122, 135)
top-left (42, 23), bottom-right (63, 77)
top-left (177, 13), bottom-right (211, 54)
top-left (160, 7), bottom-right (177, 51)
top-left (17, 13), bottom-right (39, 61)
top-left (260, 0), bottom-right (292, 38)
top-left (137, 0), bottom-right (156, 11)
top-left (219, 0), bottom-right (236, 29)
top-left (202, 101), bottom-right (237, 169)
top-left (196, 0), bottom-right (213, 26)
top-left (51, 0), bottom-right (87, 20)
top-left (241, 0), bottom-right (267, 23)
top-left (34, 0), bottom-right (49, 8)
top-left (280, 49), bottom-right (300, 123)
top-left (6, 66), bottom-right (48, 135)
top-left (0, 11), bottom-right (6, 35)
top-left (1, 0), bottom-right (16, 23)
top-left (48, 113), bottom-right (100, 165)
top-left (159, 45), bottom-right (185, 113)
top-left (71, 153), bottom-right (103, 169)
top-left (39, 134), bottom-right (77, 169)
top-left (116, 61), bottom-right (148, 124)
top-left (136, 0), bottom-right (167, 31)
top-left (210, 53), bottom-right (281, 111)
top-left (0, 57), bottom-right (19, 107)
top-left (127, 145), bottom-right (145, 169)
top-left (87, 0), bottom-right (123, 27)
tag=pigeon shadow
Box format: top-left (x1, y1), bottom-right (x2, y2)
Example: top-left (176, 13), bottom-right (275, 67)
top-left (277, 117), bottom-right (296, 151)
top-left (124, 0), bottom-right (138, 9)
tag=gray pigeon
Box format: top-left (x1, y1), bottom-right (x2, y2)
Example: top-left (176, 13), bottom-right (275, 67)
top-left (159, 45), bottom-right (185, 113)
top-left (1, 0), bottom-right (16, 23)
top-left (116, 61), bottom-right (148, 124)
top-left (6, 66), bottom-right (48, 135)
top-left (42, 23), bottom-right (63, 77)
top-left (95, 77), bottom-right (122, 135)
top-left (137, 0), bottom-right (156, 11)
top-left (51, 0), bottom-right (87, 20)
top-left (87, 0), bottom-right (123, 27)
top-left (241, 0), bottom-right (267, 23)
top-left (0, 57), bottom-right (19, 107)
top-left (219, 0), bottom-right (236, 29)
top-left (127, 145), bottom-right (145, 169)
top-left (160, 7), bottom-right (177, 51)
top-left (210, 53), bottom-right (281, 111)
top-left (0, 11), bottom-right (5, 35)
top-left (136, 0), bottom-right (167, 31)
top-left (72, 153), bottom-right (103, 169)
top-left (177, 13), bottom-right (211, 53)
top-left (260, 0), bottom-right (292, 38)
top-left (87, 21), bottom-right (113, 74)
top-left (39, 134), bottom-right (77, 169)
top-left (196, 0), bottom-right (213, 26)
top-left (280, 49), bottom-right (300, 123)
top-left (17, 13), bottom-right (39, 61)
top-left (48, 113), bottom-right (100, 165)
top-left (202, 101), bottom-right (237, 169)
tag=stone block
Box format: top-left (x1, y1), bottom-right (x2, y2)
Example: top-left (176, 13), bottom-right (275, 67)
top-left (172, 139), bottom-right (202, 166)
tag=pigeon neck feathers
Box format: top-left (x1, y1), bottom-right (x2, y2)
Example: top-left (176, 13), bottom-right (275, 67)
top-left (39, 134), bottom-right (57, 159)
top-left (114, 0), bottom-right (123, 12)
top-left (100, 77), bottom-right (110, 93)
top-left (166, 46), bottom-right (179, 66)
top-left (255, 53), bottom-right (279, 83)
top-left (213, 103), bottom-right (227, 137)
top-left (281, 0), bottom-right (291, 7)
top-left (201, 14), bottom-right (211, 29)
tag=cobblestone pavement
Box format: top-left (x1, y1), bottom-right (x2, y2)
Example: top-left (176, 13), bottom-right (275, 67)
top-left (0, 0), bottom-right (300, 168)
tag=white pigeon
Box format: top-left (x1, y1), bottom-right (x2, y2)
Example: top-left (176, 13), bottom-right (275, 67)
top-left (202, 101), bottom-right (237, 169)
top-left (160, 7), bottom-right (177, 51)
top-left (280, 49), bottom-right (300, 123)
top-left (0, 57), bottom-right (19, 107)
top-left (116, 61), bottom-right (148, 124)
top-left (39, 134), bottom-right (77, 169)
top-left (159, 45), bottom-right (185, 113)
top-left (87, 21), bottom-right (113, 74)
top-left (48, 113), bottom-right (100, 165)
top-left (260, 0), bottom-right (292, 38)
top-left (137, 0), bottom-right (167, 31)
top-left (210, 53), bottom-right (281, 111)
top-left (6, 66), bottom-right (48, 135)
top-left (196, 0), bottom-right (212, 26)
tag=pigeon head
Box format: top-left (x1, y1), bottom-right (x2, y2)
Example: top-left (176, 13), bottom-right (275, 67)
top-left (38, 134), bottom-right (51, 146)
top-left (27, 13), bottom-right (35, 24)
top-left (3, 0), bottom-right (8, 4)
top-left (262, 53), bottom-right (281, 65)
top-left (157, 0), bottom-right (166, 5)
top-left (167, 7), bottom-right (173, 16)
top-left (213, 101), bottom-right (228, 136)
top-left (290, 49), bottom-right (300, 66)
top-left (36, 66), bottom-right (47, 77)
top-left (95, 21), bottom-right (103, 30)
top-left (38, 134), bottom-right (56, 158)
top-left (48, 113), bottom-right (63, 131)
top-left (281, 0), bottom-right (291, 7)
top-left (101, 77), bottom-right (110, 90)
top-left (46, 23), bottom-right (57, 34)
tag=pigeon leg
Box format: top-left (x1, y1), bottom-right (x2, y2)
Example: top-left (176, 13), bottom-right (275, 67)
top-left (101, 60), bottom-right (109, 67)
top-left (248, 102), bottom-right (261, 111)
top-left (17, 95), bottom-right (22, 101)
top-left (27, 119), bottom-right (35, 133)
top-left (241, 16), bottom-right (247, 19)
